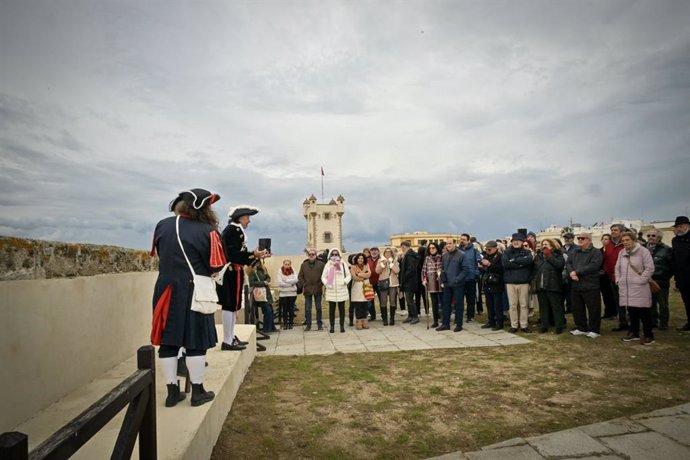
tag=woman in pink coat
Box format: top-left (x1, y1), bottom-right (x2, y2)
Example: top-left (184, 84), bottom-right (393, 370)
top-left (616, 231), bottom-right (655, 344)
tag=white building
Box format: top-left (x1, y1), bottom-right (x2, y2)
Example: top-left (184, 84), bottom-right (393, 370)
top-left (303, 194), bottom-right (345, 253)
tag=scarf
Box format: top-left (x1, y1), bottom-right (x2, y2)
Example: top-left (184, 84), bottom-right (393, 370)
top-left (281, 266), bottom-right (294, 276)
top-left (542, 248), bottom-right (552, 258)
top-left (326, 257), bottom-right (342, 288)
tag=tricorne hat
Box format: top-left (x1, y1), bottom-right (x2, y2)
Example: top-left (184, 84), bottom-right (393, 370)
top-left (228, 205), bottom-right (260, 221)
top-left (169, 188), bottom-right (220, 212)
top-left (674, 216), bottom-right (690, 227)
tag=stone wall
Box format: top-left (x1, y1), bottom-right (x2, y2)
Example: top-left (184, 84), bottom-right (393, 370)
top-left (0, 236), bottom-right (157, 281)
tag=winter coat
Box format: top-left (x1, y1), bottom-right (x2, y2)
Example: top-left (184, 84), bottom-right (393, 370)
top-left (615, 243), bottom-right (654, 308)
top-left (399, 249), bottom-right (420, 292)
top-left (533, 249), bottom-right (565, 292)
top-left (320, 248), bottom-right (352, 302)
top-left (647, 242), bottom-right (673, 287)
top-left (566, 246), bottom-right (602, 292)
top-left (298, 259), bottom-right (326, 296)
top-left (480, 252), bottom-right (504, 293)
top-left (389, 256), bottom-right (402, 287)
top-left (350, 264), bottom-right (371, 302)
top-left (672, 231), bottom-right (690, 288)
top-left (441, 248), bottom-right (467, 287)
top-left (460, 244), bottom-right (481, 282)
top-left (602, 239), bottom-right (624, 282)
top-left (248, 267), bottom-right (273, 304)
top-left (501, 246), bottom-right (534, 284)
top-left (367, 256), bottom-right (381, 285)
top-left (422, 254), bottom-right (442, 293)
top-left (277, 270), bottom-right (298, 298)
top-left (375, 256), bottom-right (399, 286)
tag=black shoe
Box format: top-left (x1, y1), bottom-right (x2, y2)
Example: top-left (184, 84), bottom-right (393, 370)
top-left (481, 323), bottom-right (493, 329)
top-left (491, 326), bottom-right (502, 331)
top-left (317, 324), bottom-right (324, 331)
top-left (612, 325), bottom-right (628, 332)
top-left (539, 327), bottom-right (548, 333)
top-left (349, 321), bottom-right (354, 327)
top-left (521, 327), bottom-right (532, 333)
top-left (466, 318), bottom-right (474, 323)
top-left (436, 325), bottom-right (450, 331)
top-left (165, 381), bottom-right (186, 407)
top-left (453, 325), bottom-right (463, 332)
top-left (410, 317), bottom-right (420, 325)
top-left (221, 342), bottom-right (246, 351)
top-left (403, 317), bottom-right (412, 323)
top-left (382, 318), bottom-right (389, 326)
top-left (191, 383), bottom-right (215, 407)
top-left (177, 356), bottom-right (188, 377)
top-left (677, 323), bottom-right (690, 331)
top-left (305, 326), bottom-right (311, 331)
top-left (509, 328), bottom-right (518, 333)
top-left (233, 335), bottom-right (249, 346)
top-left (431, 322), bottom-right (439, 328)
top-left (340, 326), bottom-right (345, 333)
top-left (329, 326), bottom-right (335, 333)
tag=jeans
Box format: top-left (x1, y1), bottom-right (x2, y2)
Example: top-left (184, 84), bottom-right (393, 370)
top-left (304, 294), bottom-right (323, 327)
top-left (442, 284), bottom-right (465, 327)
top-left (464, 280), bottom-right (477, 319)
top-left (261, 302), bottom-right (274, 332)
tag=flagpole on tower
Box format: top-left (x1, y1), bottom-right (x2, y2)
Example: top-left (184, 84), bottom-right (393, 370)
top-left (321, 166), bottom-right (325, 203)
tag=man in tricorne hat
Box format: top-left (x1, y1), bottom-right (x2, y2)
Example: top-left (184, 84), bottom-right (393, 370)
top-left (672, 216), bottom-right (690, 331)
top-left (217, 205), bottom-right (269, 350)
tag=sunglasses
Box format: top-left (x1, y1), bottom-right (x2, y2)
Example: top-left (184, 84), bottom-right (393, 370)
top-left (646, 234), bottom-right (657, 238)
top-left (577, 237), bottom-right (589, 240)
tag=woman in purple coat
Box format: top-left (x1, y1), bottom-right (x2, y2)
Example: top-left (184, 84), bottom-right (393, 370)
top-left (616, 231), bottom-right (655, 344)
top-left (151, 189), bottom-right (226, 407)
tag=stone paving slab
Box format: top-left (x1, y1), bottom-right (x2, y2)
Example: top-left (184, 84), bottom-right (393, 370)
top-left (636, 414), bottom-right (690, 446)
top-left (578, 417), bottom-right (648, 437)
top-left (526, 428), bottom-right (611, 457)
top-left (599, 431), bottom-right (690, 460)
top-left (482, 437), bottom-right (527, 450)
top-left (465, 445), bottom-right (543, 459)
top-left (259, 315), bottom-right (530, 356)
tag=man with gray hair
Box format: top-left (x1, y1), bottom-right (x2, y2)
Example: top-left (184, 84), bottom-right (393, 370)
top-left (645, 228), bottom-right (673, 330)
top-left (672, 216), bottom-right (690, 331)
top-left (566, 232), bottom-right (603, 338)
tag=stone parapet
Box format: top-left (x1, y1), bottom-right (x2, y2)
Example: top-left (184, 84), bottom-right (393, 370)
top-left (0, 236), bottom-right (157, 281)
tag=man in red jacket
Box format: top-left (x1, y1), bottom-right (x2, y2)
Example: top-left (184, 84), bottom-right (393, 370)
top-left (603, 224), bottom-right (628, 332)
top-left (367, 247), bottom-right (382, 322)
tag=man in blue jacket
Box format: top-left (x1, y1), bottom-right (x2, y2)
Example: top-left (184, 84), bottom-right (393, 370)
top-left (502, 233), bottom-right (534, 333)
top-left (438, 239), bottom-right (470, 332)
top-left (460, 233), bottom-right (482, 323)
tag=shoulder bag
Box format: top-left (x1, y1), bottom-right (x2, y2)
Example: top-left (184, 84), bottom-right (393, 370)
top-left (628, 258), bottom-right (661, 295)
top-left (176, 216), bottom-right (220, 315)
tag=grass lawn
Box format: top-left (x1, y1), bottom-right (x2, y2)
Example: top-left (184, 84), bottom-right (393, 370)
top-left (212, 290), bottom-right (690, 459)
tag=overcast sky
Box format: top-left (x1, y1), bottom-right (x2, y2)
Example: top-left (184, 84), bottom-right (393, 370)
top-left (1, 0), bottom-right (688, 254)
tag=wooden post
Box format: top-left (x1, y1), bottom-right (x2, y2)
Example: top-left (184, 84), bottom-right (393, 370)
top-left (137, 346), bottom-right (157, 460)
top-left (0, 432), bottom-right (28, 460)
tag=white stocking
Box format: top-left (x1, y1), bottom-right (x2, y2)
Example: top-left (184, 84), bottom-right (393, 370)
top-left (222, 310), bottom-right (236, 344)
top-left (187, 355), bottom-right (206, 384)
top-left (177, 347), bottom-right (186, 359)
top-left (159, 357), bottom-right (177, 385)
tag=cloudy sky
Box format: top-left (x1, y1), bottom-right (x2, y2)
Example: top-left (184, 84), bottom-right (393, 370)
top-left (1, 0), bottom-right (688, 254)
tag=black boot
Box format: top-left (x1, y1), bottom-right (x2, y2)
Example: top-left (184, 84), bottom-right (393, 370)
top-left (165, 381), bottom-right (185, 407)
top-left (389, 308), bottom-right (396, 326)
top-left (349, 305), bottom-right (354, 327)
top-left (176, 355), bottom-right (188, 378)
top-left (381, 307), bottom-right (389, 326)
top-left (191, 383), bottom-right (215, 407)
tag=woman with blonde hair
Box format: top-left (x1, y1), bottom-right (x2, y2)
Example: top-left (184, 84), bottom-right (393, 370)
top-left (277, 259), bottom-right (298, 329)
top-left (376, 247), bottom-right (400, 326)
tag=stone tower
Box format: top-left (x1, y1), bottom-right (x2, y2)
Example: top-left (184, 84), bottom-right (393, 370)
top-left (303, 194), bottom-right (345, 253)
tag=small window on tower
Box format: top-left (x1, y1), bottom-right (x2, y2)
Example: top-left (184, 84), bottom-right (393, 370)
top-left (324, 212), bottom-right (331, 220)
top-left (324, 232), bottom-right (333, 243)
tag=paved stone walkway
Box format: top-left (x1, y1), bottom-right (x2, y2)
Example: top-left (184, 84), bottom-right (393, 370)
top-left (259, 314), bottom-right (530, 355)
top-left (428, 403), bottom-right (690, 460)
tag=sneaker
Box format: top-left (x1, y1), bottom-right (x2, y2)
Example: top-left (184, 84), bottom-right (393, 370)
top-left (622, 334), bottom-right (640, 342)
top-left (569, 329), bottom-right (587, 336)
top-left (453, 325), bottom-right (463, 332)
top-left (509, 328), bottom-right (518, 333)
top-left (641, 337), bottom-right (655, 345)
top-left (586, 332), bottom-right (601, 338)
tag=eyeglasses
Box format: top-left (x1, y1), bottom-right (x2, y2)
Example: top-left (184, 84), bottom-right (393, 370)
top-left (646, 234), bottom-right (657, 238)
top-left (308, 253), bottom-right (316, 256)
top-left (577, 237), bottom-right (589, 240)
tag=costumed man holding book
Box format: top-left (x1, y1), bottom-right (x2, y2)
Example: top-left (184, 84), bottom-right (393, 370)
top-left (217, 205), bottom-right (269, 350)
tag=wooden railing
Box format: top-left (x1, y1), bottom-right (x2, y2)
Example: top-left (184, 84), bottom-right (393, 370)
top-left (0, 346), bottom-right (157, 460)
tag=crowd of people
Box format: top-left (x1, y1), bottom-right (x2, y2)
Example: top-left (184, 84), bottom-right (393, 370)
top-left (150, 188), bottom-right (690, 410)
